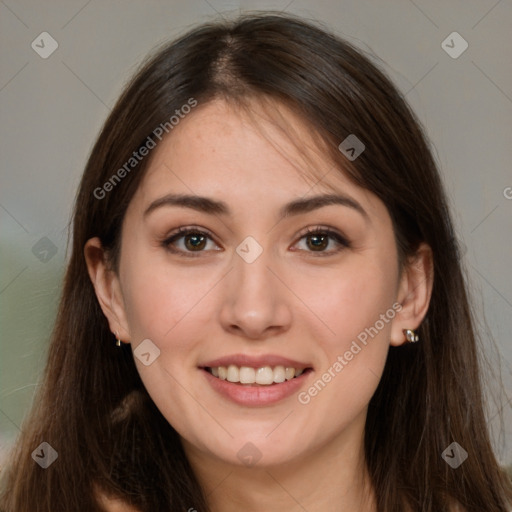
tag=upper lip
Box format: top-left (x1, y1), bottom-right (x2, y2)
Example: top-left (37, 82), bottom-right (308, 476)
top-left (200, 354), bottom-right (312, 370)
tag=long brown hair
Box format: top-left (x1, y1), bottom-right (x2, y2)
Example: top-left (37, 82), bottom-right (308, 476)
top-left (1, 12), bottom-right (510, 511)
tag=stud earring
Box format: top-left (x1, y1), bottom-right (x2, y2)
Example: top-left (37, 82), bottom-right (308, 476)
top-left (403, 329), bottom-right (419, 343)
top-left (114, 331), bottom-right (122, 347)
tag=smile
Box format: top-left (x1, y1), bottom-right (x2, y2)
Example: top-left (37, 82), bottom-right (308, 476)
top-left (200, 365), bottom-right (313, 406)
top-left (205, 365), bottom-right (307, 385)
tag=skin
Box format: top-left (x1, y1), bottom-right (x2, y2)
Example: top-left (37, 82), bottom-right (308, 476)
top-left (86, 98), bottom-right (433, 512)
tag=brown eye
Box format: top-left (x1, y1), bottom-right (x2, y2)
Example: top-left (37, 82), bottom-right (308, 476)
top-left (306, 233), bottom-right (329, 251)
top-left (163, 228), bottom-right (219, 255)
top-left (184, 233), bottom-right (207, 251)
top-left (295, 227), bottom-right (350, 255)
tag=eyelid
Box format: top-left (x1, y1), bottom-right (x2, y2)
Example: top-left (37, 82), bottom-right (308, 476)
top-left (162, 224), bottom-right (351, 256)
top-left (162, 226), bottom-right (221, 257)
top-left (165, 225), bottom-right (215, 239)
top-left (293, 225), bottom-right (351, 252)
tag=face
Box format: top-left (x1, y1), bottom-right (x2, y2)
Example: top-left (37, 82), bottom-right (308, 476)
top-left (94, 98), bottom-right (419, 470)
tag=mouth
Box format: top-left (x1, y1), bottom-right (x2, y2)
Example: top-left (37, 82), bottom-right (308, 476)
top-left (202, 365), bottom-right (313, 386)
top-left (199, 355), bottom-right (314, 405)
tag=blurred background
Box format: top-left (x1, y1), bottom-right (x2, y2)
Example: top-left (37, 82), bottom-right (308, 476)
top-left (1, 0), bottom-right (511, 471)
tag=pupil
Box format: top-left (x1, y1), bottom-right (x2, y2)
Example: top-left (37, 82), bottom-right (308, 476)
top-left (185, 234), bottom-right (206, 250)
top-left (308, 234), bottom-right (327, 251)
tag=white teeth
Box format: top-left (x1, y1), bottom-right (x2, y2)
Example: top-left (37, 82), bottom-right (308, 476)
top-left (285, 367), bottom-right (295, 380)
top-left (273, 365), bottom-right (286, 383)
top-left (226, 365), bottom-right (239, 383)
top-left (239, 366), bottom-right (256, 384)
top-left (256, 366), bottom-right (273, 385)
top-left (208, 365), bottom-right (306, 385)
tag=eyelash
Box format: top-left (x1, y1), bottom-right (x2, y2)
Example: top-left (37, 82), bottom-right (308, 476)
top-left (161, 225), bottom-right (350, 258)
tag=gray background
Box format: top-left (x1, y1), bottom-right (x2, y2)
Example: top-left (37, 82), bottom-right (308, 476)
top-left (1, 0), bottom-right (511, 468)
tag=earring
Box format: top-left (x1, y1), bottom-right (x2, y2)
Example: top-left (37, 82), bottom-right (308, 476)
top-left (114, 331), bottom-right (122, 347)
top-left (403, 329), bottom-right (419, 343)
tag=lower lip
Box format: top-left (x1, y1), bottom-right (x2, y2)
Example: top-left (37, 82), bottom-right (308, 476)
top-left (201, 368), bottom-right (312, 406)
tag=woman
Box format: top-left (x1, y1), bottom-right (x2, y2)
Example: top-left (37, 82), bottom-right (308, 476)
top-left (1, 12), bottom-right (510, 512)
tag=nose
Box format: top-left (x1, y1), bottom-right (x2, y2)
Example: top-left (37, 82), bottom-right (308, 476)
top-left (218, 247), bottom-right (292, 340)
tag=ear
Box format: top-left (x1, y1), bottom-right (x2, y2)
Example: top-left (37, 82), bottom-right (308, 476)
top-left (84, 237), bottom-right (131, 344)
top-left (390, 242), bottom-right (434, 346)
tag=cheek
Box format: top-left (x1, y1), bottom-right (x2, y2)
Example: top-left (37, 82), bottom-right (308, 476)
top-left (292, 261), bottom-right (398, 429)
top-left (119, 250), bottom-right (220, 343)
top-left (295, 255), bottom-right (399, 353)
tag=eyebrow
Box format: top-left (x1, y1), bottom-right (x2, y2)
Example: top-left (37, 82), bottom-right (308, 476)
top-left (143, 192), bottom-right (369, 221)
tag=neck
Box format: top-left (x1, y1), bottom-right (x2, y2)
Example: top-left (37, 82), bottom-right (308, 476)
top-left (182, 413), bottom-right (376, 512)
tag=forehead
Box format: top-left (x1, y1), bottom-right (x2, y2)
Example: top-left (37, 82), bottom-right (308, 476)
top-left (133, 98), bottom-right (376, 213)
